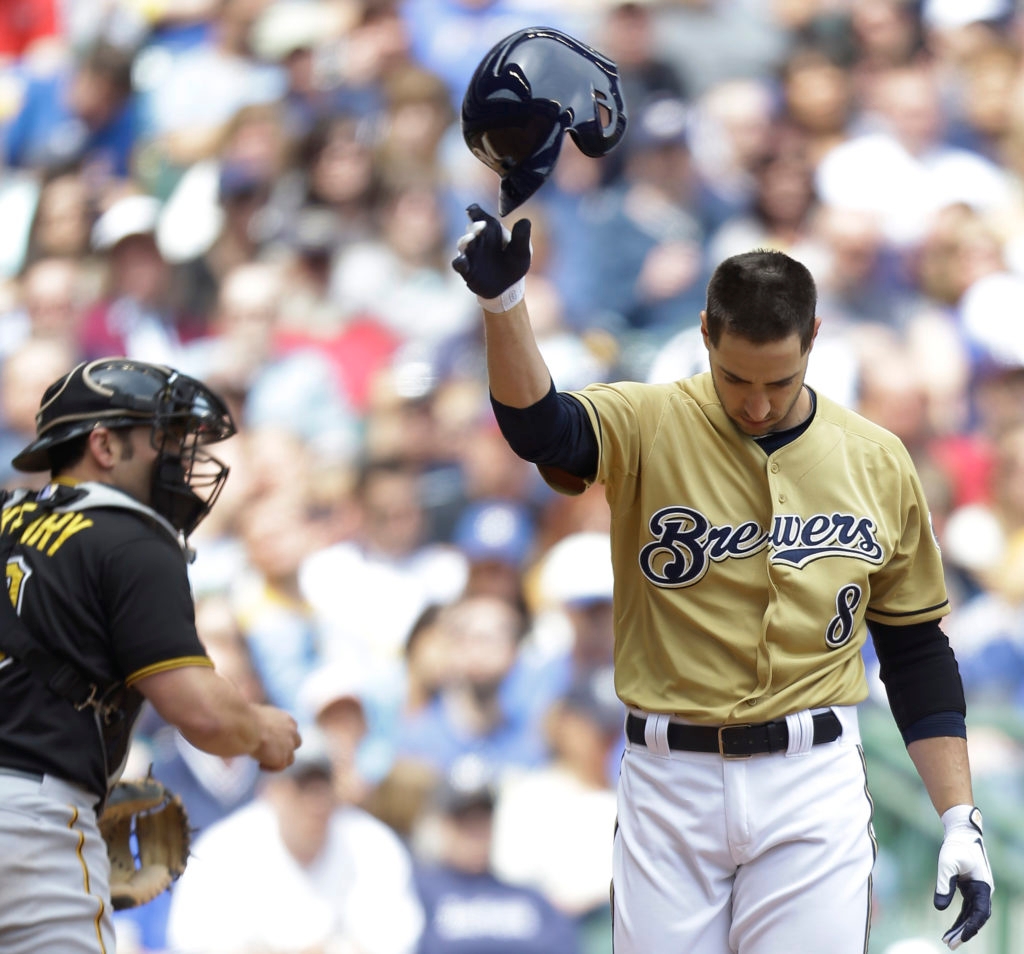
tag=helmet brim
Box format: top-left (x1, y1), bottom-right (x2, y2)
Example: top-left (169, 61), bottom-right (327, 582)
top-left (11, 438), bottom-right (56, 473)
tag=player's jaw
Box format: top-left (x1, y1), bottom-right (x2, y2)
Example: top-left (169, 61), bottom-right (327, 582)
top-left (705, 331), bottom-right (813, 436)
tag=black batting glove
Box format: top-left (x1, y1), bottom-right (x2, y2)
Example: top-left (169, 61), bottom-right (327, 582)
top-left (452, 204), bottom-right (532, 311)
top-left (934, 806), bottom-right (993, 949)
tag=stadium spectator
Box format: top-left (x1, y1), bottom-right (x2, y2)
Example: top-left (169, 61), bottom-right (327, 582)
top-left (411, 757), bottom-right (583, 954)
top-left (166, 732), bottom-right (424, 954)
top-left (4, 38), bottom-right (138, 179)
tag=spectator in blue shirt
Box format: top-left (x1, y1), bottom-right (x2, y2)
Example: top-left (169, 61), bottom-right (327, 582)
top-left (5, 39), bottom-right (138, 179)
top-left (412, 757), bottom-right (582, 954)
top-left (395, 594), bottom-right (549, 777)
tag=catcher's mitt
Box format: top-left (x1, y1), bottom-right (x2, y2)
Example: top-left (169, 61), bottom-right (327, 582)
top-left (98, 774), bottom-right (191, 910)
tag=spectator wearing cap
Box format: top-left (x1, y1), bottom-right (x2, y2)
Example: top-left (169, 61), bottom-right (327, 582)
top-left (156, 99), bottom-right (295, 318)
top-left (77, 193), bottom-right (204, 364)
top-left (452, 498), bottom-right (536, 608)
top-left (521, 531), bottom-right (617, 701)
top-left (166, 728), bottom-right (425, 954)
top-left (411, 756), bottom-right (583, 954)
top-left (297, 656), bottom-right (398, 807)
top-left (491, 666), bottom-right (622, 940)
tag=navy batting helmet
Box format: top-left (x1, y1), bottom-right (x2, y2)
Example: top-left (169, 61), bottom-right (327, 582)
top-left (462, 26), bottom-right (628, 216)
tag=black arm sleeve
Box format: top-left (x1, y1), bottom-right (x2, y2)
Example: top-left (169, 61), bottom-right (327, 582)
top-left (490, 381), bottom-right (599, 479)
top-left (869, 619), bottom-right (967, 741)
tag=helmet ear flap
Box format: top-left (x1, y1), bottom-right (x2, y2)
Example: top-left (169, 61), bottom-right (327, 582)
top-left (573, 85), bottom-right (624, 155)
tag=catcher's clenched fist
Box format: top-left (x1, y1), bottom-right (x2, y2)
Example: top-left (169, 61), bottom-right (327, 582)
top-left (253, 704), bottom-right (303, 772)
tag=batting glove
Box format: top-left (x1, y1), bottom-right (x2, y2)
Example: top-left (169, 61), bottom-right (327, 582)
top-left (451, 204), bottom-right (532, 312)
top-left (933, 805), bottom-right (993, 949)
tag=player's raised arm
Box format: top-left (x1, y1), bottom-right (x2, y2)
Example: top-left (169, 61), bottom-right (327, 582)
top-left (451, 204), bottom-right (550, 407)
top-left (451, 207), bottom-right (600, 492)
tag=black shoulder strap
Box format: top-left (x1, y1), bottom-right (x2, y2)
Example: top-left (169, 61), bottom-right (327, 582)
top-left (0, 575), bottom-right (101, 709)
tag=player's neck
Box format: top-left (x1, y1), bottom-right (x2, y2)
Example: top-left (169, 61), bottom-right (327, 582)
top-left (777, 384), bottom-right (813, 431)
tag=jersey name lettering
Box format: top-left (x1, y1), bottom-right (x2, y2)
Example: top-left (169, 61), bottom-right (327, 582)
top-left (2, 505), bottom-right (94, 557)
top-left (639, 506), bottom-right (884, 587)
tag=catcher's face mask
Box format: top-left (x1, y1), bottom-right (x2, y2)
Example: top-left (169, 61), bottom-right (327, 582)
top-left (145, 371), bottom-right (235, 538)
top-left (13, 358), bottom-right (236, 538)
top-left (461, 26), bottom-right (628, 215)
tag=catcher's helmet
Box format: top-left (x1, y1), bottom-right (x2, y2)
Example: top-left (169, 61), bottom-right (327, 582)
top-left (462, 26), bottom-right (627, 216)
top-left (13, 358), bottom-right (236, 537)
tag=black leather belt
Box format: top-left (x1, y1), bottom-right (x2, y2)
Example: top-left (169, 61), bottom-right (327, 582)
top-left (625, 709), bottom-right (842, 759)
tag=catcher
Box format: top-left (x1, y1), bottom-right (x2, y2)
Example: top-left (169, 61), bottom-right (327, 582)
top-left (0, 358), bottom-right (301, 953)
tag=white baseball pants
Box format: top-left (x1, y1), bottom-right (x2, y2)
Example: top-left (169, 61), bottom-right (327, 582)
top-left (612, 706), bottom-right (875, 954)
top-left (0, 771), bottom-right (114, 954)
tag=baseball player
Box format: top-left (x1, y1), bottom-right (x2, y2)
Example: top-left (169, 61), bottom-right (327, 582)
top-left (451, 209), bottom-right (993, 952)
top-left (0, 358), bottom-right (301, 954)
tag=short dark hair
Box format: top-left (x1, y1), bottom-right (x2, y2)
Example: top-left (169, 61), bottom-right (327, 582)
top-left (47, 433), bottom-right (89, 476)
top-left (705, 249), bottom-right (818, 353)
top-left (48, 426), bottom-right (138, 476)
top-left (79, 41), bottom-right (135, 99)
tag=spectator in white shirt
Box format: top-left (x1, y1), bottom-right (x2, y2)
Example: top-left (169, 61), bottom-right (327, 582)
top-left (166, 732), bottom-right (424, 954)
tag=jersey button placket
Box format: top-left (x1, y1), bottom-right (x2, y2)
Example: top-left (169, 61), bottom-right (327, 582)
top-left (768, 460), bottom-right (785, 504)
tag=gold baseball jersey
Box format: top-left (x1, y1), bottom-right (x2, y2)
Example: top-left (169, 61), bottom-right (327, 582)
top-left (560, 372), bottom-right (949, 724)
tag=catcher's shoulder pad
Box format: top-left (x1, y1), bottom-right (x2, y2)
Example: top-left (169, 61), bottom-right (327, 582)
top-left (99, 773), bottom-right (193, 910)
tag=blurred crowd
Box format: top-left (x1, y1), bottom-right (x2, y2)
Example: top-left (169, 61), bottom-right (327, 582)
top-left (1, 0), bottom-right (1024, 952)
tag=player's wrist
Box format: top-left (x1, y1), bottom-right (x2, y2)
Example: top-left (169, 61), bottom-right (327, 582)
top-left (941, 804), bottom-right (981, 833)
top-left (478, 277), bottom-right (526, 313)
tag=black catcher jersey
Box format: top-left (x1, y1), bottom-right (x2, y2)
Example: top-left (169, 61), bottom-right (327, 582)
top-left (0, 480), bottom-right (212, 800)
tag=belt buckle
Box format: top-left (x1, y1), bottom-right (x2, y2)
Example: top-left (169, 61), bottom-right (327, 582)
top-left (718, 724), bottom-right (753, 759)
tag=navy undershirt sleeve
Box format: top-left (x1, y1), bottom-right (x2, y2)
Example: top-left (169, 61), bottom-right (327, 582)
top-left (870, 619), bottom-right (967, 743)
top-left (490, 381), bottom-right (599, 479)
